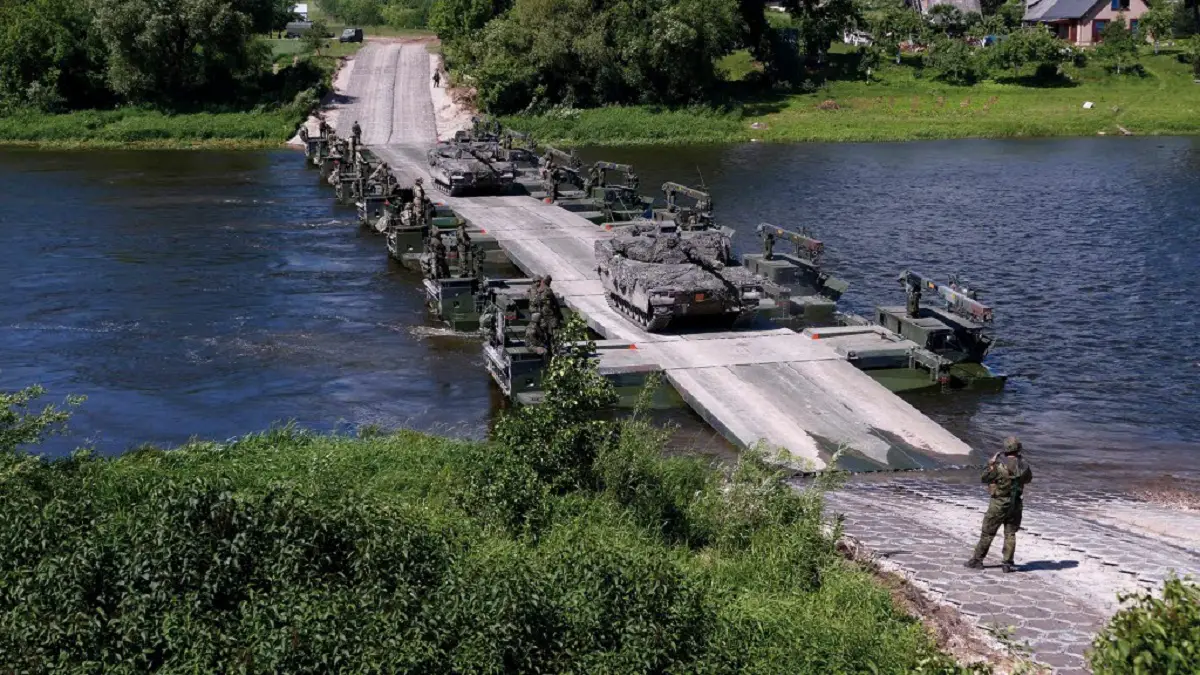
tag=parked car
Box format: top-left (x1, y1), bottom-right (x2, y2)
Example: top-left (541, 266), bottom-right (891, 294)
top-left (285, 21), bottom-right (313, 38)
top-left (339, 27), bottom-right (363, 43)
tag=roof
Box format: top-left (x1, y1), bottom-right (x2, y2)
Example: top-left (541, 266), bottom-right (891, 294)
top-left (1024, 0), bottom-right (1099, 21)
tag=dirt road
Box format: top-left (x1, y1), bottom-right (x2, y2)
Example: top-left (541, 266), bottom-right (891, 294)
top-left (317, 45), bottom-right (1200, 674)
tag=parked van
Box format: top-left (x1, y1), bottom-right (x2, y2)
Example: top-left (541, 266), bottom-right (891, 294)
top-left (339, 27), bottom-right (364, 43)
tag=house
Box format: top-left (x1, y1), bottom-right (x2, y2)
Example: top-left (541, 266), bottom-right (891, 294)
top-left (1023, 0), bottom-right (1147, 45)
top-left (293, 3), bottom-right (309, 20)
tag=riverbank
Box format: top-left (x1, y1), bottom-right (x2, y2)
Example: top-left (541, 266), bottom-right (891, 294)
top-left (0, 42), bottom-right (361, 150)
top-left (1, 415), bottom-right (980, 672)
top-left (505, 48), bottom-right (1200, 146)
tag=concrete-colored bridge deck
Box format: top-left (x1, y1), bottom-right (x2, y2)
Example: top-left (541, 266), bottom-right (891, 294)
top-left (447, 195), bottom-right (974, 471)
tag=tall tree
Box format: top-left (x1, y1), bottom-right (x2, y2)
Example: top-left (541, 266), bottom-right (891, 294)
top-left (93, 0), bottom-right (265, 105)
top-left (1139, 0), bottom-right (1175, 53)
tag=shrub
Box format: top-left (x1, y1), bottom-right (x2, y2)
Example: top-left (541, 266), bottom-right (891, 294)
top-left (1089, 576), bottom-right (1200, 674)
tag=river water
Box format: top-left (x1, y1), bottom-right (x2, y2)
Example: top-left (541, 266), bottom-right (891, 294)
top-left (2, 139), bottom-right (1198, 484)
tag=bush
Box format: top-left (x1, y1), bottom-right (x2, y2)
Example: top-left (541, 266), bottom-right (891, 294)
top-left (1089, 576), bottom-right (1200, 674)
top-left (926, 37), bottom-right (983, 84)
top-left (0, 347), bottom-right (956, 672)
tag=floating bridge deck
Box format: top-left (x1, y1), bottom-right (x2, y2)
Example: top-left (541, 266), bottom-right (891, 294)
top-left (440, 194), bottom-right (974, 471)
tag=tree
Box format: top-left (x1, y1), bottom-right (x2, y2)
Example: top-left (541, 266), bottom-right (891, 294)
top-left (1139, 0), bottom-right (1175, 53)
top-left (94, 0), bottom-right (266, 105)
top-left (926, 35), bottom-right (982, 83)
top-left (429, 0), bottom-right (507, 41)
top-left (989, 24), bottom-right (1065, 78)
top-left (1096, 13), bottom-right (1140, 74)
top-left (0, 0), bottom-right (109, 111)
top-left (303, 19), bottom-right (330, 55)
top-left (870, 1), bottom-right (926, 64)
top-left (928, 4), bottom-right (968, 37)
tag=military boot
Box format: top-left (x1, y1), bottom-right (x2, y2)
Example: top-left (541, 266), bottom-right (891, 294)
top-left (1001, 562), bottom-right (1017, 574)
top-left (963, 559), bottom-right (984, 570)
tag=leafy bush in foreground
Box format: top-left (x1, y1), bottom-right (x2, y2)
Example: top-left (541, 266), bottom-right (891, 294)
top-left (1089, 576), bottom-right (1200, 674)
top-left (0, 328), bottom-right (955, 672)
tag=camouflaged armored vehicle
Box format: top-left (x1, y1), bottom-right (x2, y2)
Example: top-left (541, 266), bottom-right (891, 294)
top-left (595, 224), bottom-right (763, 331)
top-left (426, 140), bottom-right (517, 196)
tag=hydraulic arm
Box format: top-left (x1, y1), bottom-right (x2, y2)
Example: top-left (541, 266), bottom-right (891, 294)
top-left (756, 223), bottom-right (825, 263)
top-left (899, 270), bottom-right (994, 324)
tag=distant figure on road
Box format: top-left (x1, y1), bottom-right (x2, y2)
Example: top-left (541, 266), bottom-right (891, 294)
top-left (965, 437), bottom-right (1033, 573)
top-left (432, 70), bottom-right (441, 88)
top-left (352, 121), bottom-right (362, 143)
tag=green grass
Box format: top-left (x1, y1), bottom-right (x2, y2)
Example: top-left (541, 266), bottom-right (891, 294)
top-left (507, 47), bottom-right (1200, 146)
top-left (0, 108), bottom-right (306, 148)
top-left (306, 1), bottom-right (435, 39)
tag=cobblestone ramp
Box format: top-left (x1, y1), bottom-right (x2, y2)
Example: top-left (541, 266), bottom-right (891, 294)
top-left (826, 480), bottom-right (1200, 674)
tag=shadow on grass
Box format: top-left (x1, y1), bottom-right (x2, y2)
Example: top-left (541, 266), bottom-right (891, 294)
top-left (993, 74), bottom-right (1080, 88)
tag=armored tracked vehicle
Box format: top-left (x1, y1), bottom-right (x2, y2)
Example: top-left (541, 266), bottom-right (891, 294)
top-left (595, 224), bottom-right (763, 332)
top-left (427, 140), bottom-right (517, 196)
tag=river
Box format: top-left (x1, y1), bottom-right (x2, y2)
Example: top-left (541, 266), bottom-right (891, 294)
top-left (2, 138), bottom-right (1198, 485)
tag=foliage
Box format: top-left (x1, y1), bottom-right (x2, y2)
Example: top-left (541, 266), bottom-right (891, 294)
top-left (428, 0), bottom-right (507, 40)
top-left (927, 37), bottom-right (983, 84)
top-left (93, 0), bottom-right (270, 105)
top-left (303, 19), bottom-right (332, 55)
top-left (869, 3), bottom-right (927, 63)
top-left (1089, 576), bottom-right (1200, 674)
top-left (0, 385), bottom-right (83, 454)
top-left (447, 0), bottom-right (741, 113)
top-left (928, 4), bottom-right (970, 38)
top-left (0, 0), bottom-right (109, 112)
top-left (1096, 13), bottom-right (1141, 74)
top-left (989, 25), bottom-right (1069, 78)
top-left (1140, 0), bottom-right (1177, 53)
top-left (0, 349), bottom-right (957, 672)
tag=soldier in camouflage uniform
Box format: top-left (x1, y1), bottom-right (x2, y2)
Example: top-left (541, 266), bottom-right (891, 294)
top-left (455, 224), bottom-right (473, 277)
top-left (525, 312), bottom-right (549, 357)
top-left (352, 121), bottom-right (362, 144)
top-left (428, 232), bottom-right (450, 280)
top-left (966, 437), bottom-right (1033, 573)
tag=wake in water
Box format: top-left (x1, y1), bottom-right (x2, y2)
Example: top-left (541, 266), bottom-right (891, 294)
top-left (406, 325), bottom-right (480, 340)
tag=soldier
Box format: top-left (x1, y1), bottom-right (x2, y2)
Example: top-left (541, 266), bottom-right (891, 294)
top-left (526, 275), bottom-right (544, 311)
top-left (456, 224), bottom-right (473, 277)
top-left (539, 275), bottom-right (562, 330)
top-left (965, 437), bottom-right (1033, 573)
top-left (400, 202), bottom-right (415, 229)
top-left (369, 161), bottom-right (390, 186)
top-left (352, 120), bottom-right (362, 144)
top-left (432, 70), bottom-right (441, 88)
top-left (429, 232), bottom-right (450, 280)
top-left (413, 178), bottom-right (427, 221)
top-left (525, 313), bottom-right (548, 356)
top-left (299, 124), bottom-right (309, 142)
top-left (763, 229), bottom-right (776, 261)
top-left (906, 284), bottom-right (922, 318)
top-left (480, 303), bottom-right (500, 347)
top-left (318, 117), bottom-right (330, 137)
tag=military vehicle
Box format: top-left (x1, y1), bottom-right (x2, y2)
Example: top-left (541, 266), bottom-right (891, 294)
top-left (418, 228), bottom-right (490, 330)
top-left (742, 223), bottom-right (848, 328)
top-left (427, 141), bottom-right (518, 196)
top-left (595, 224), bottom-right (763, 331)
top-left (537, 146), bottom-right (585, 198)
top-left (806, 271), bottom-right (1006, 392)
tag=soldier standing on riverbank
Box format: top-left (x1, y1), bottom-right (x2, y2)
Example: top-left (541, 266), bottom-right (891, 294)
top-left (965, 437), bottom-right (1033, 573)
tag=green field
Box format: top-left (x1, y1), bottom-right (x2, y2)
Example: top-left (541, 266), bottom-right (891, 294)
top-left (508, 47), bottom-right (1200, 145)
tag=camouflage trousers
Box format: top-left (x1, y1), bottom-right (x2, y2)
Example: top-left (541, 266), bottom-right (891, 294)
top-left (971, 500), bottom-right (1023, 564)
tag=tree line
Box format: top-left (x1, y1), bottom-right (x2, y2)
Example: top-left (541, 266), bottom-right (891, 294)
top-left (0, 0), bottom-right (310, 113)
top-left (428, 0), bottom-right (1200, 113)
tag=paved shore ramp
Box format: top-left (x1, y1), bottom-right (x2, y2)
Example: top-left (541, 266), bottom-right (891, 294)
top-left (446, 197), bottom-right (973, 471)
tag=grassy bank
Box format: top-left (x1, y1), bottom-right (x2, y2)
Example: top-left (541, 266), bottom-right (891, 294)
top-left (0, 330), bottom-right (973, 673)
top-left (0, 41), bottom-right (362, 150)
top-left (506, 47), bottom-right (1200, 146)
